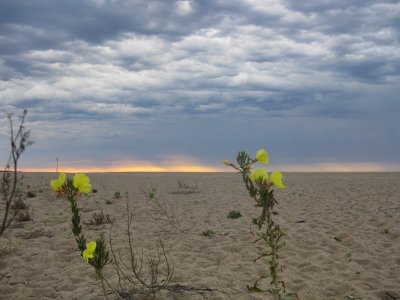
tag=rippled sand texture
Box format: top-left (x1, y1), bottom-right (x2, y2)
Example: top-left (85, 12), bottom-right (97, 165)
top-left (0, 172), bottom-right (399, 299)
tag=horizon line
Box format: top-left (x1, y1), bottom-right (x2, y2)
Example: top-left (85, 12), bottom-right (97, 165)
top-left (16, 161), bottom-right (400, 173)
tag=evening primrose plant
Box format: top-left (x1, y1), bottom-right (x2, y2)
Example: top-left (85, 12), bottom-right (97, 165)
top-left (224, 148), bottom-right (295, 299)
top-left (50, 172), bottom-right (91, 251)
top-left (50, 173), bottom-right (118, 300)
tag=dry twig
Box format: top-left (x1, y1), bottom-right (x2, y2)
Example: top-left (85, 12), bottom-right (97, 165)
top-left (1, 110), bottom-right (33, 238)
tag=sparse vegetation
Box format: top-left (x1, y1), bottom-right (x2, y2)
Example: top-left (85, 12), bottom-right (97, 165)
top-left (140, 185), bottom-right (158, 199)
top-left (84, 211), bottom-right (114, 225)
top-left (201, 229), bottom-right (215, 238)
top-left (170, 180), bottom-right (199, 194)
top-left (11, 197), bottom-right (29, 210)
top-left (146, 195), bottom-right (189, 234)
top-left (147, 186), bottom-right (157, 199)
top-left (26, 191), bottom-right (36, 198)
top-left (114, 191), bottom-right (121, 199)
top-left (52, 175), bottom-right (174, 299)
top-left (227, 210), bottom-right (242, 219)
top-left (17, 210), bottom-right (33, 222)
top-left (1, 110), bottom-right (33, 238)
top-left (333, 236), bottom-right (342, 242)
top-left (110, 194), bottom-right (174, 297)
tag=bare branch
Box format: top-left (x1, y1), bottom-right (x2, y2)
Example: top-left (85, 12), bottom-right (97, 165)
top-left (109, 194), bottom-right (174, 297)
top-left (1, 110), bottom-right (33, 238)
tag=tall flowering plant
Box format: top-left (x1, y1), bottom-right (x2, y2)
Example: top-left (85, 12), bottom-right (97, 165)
top-left (50, 173), bottom-right (113, 299)
top-left (51, 173), bottom-right (92, 251)
top-left (224, 149), bottom-right (294, 299)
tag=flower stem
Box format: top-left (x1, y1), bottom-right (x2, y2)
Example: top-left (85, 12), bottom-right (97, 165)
top-left (99, 276), bottom-right (110, 300)
top-left (98, 271), bottom-right (124, 300)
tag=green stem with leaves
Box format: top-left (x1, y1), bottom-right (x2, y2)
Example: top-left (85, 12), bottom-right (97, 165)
top-left (227, 150), bottom-right (286, 297)
top-left (64, 178), bottom-right (86, 252)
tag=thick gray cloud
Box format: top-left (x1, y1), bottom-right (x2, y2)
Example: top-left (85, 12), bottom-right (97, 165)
top-left (0, 0), bottom-right (399, 171)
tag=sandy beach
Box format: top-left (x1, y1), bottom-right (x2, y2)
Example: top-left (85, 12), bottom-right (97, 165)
top-left (0, 172), bottom-right (399, 300)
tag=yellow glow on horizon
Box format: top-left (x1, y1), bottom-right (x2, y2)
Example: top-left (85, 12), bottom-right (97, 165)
top-left (19, 160), bottom-right (226, 173)
top-left (19, 161), bottom-right (400, 173)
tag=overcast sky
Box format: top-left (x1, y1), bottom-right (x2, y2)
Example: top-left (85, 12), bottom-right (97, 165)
top-left (1, 0), bottom-right (399, 172)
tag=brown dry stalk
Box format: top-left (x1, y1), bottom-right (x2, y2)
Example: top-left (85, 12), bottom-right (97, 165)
top-left (1, 110), bottom-right (33, 238)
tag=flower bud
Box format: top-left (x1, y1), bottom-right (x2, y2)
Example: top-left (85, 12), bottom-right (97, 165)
top-left (223, 160), bottom-right (232, 166)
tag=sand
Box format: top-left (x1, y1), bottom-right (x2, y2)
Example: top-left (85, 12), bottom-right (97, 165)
top-left (0, 172), bottom-right (399, 300)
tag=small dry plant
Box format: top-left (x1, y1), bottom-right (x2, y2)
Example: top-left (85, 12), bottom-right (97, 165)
top-left (1, 110), bottom-right (33, 238)
top-left (140, 185), bottom-right (157, 200)
top-left (110, 193), bottom-right (174, 298)
top-left (147, 186), bottom-right (157, 199)
top-left (146, 196), bottom-right (189, 234)
top-left (84, 211), bottom-right (114, 226)
top-left (11, 195), bottom-right (29, 210)
top-left (224, 148), bottom-right (298, 299)
top-left (10, 189), bottom-right (31, 224)
top-left (170, 180), bottom-right (199, 194)
top-left (17, 210), bottom-right (33, 222)
top-left (201, 229), bottom-right (215, 238)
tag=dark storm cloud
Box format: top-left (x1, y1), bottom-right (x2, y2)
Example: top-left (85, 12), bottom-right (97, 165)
top-left (0, 0), bottom-right (222, 49)
top-left (1, 0), bottom-right (399, 82)
top-left (0, 0), bottom-right (399, 169)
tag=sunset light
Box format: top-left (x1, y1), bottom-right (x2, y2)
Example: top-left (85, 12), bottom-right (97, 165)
top-left (18, 161), bottom-right (400, 173)
top-left (18, 158), bottom-right (226, 173)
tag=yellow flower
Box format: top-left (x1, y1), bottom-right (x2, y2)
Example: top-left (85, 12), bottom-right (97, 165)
top-left (250, 168), bottom-right (268, 182)
top-left (223, 160), bottom-right (232, 166)
top-left (82, 241), bottom-right (96, 263)
top-left (270, 171), bottom-right (285, 189)
top-left (255, 148), bottom-right (269, 164)
top-left (73, 173), bottom-right (91, 193)
top-left (50, 172), bottom-right (66, 192)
